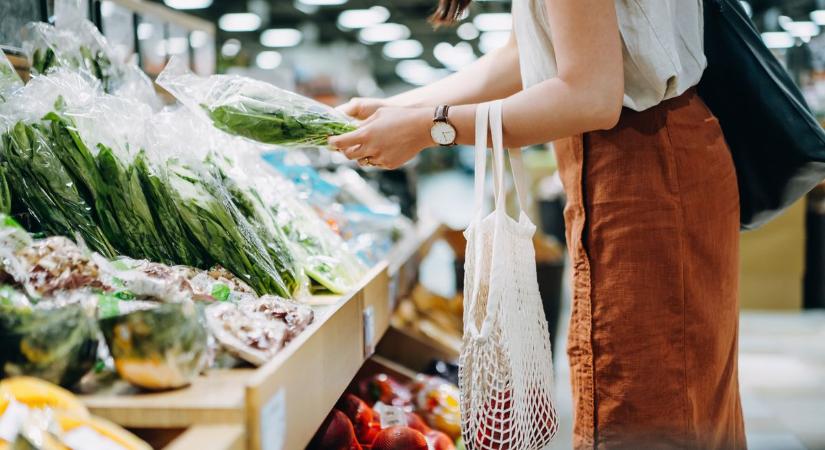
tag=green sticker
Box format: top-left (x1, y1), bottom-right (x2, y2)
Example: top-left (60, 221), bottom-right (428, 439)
top-left (211, 283), bottom-right (231, 302)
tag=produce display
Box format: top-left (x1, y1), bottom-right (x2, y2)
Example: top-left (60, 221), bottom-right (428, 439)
top-left (0, 376), bottom-right (151, 449)
top-left (0, 215), bottom-right (314, 389)
top-left (310, 369), bottom-right (460, 450)
top-left (158, 56), bottom-right (355, 147)
top-left (391, 285), bottom-right (464, 355)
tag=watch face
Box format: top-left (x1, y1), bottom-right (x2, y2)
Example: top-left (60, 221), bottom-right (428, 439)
top-left (431, 121), bottom-right (457, 145)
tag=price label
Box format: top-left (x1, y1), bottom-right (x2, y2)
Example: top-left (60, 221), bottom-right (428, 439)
top-left (260, 389), bottom-right (286, 450)
top-left (363, 305), bottom-right (375, 357)
top-left (373, 402), bottom-right (408, 428)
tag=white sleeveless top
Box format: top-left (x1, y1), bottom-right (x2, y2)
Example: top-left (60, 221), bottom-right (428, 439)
top-left (512, 0), bottom-right (707, 112)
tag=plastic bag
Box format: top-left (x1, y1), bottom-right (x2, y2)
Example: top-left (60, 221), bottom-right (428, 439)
top-left (157, 56), bottom-right (355, 147)
top-left (216, 141), bottom-right (365, 294)
top-left (22, 2), bottom-right (159, 108)
top-left (0, 52), bottom-right (23, 103)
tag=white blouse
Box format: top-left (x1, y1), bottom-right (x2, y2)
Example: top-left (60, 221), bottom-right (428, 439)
top-left (512, 0), bottom-right (707, 112)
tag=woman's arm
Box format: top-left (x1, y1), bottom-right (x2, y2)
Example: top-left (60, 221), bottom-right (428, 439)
top-left (339, 31), bottom-right (522, 119)
top-left (330, 0), bottom-right (624, 169)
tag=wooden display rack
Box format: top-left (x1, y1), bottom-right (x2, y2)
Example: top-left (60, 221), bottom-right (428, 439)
top-left (78, 219), bottom-right (445, 450)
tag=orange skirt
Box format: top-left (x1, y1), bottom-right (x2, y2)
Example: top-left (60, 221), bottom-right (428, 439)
top-left (554, 88), bottom-right (746, 449)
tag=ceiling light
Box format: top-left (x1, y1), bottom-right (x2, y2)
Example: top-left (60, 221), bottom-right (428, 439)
top-left (164, 0), bottom-right (212, 9)
top-left (457, 22), bottom-right (479, 40)
top-left (434, 41), bottom-right (477, 70)
top-left (761, 31), bottom-right (794, 49)
top-left (298, 0), bottom-right (347, 5)
top-left (137, 22), bottom-right (154, 40)
top-left (784, 21), bottom-right (819, 40)
top-left (190, 30), bottom-right (209, 48)
top-left (383, 39), bottom-right (423, 59)
top-left (260, 28), bottom-right (302, 47)
top-left (359, 23), bottom-right (409, 44)
top-left (256, 51), bottom-right (282, 69)
top-left (221, 38), bottom-right (242, 57)
top-left (218, 13), bottom-right (261, 32)
top-left (473, 13), bottom-right (512, 32)
top-left (338, 6), bottom-right (390, 30)
top-left (479, 31), bottom-right (509, 54)
top-left (812, 10), bottom-right (825, 26)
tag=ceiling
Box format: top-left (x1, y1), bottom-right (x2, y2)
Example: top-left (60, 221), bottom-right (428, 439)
top-left (146, 0), bottom-right (825, 86)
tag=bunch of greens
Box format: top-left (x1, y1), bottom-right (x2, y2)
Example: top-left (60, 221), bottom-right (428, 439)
top-left (157, 57), bottom-right (355, 147)
top-left (166, 160), bottom-right (294, 297)
top-left (205, 103), bottom-right (355, 147)
top-left (0, 121), bottom-right (116, 257)
top-left (32, 45), bottom-right (114, 92)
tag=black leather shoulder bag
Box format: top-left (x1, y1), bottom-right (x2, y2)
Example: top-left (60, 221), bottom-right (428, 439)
top-left (698, 0), bottom-right (825, 229)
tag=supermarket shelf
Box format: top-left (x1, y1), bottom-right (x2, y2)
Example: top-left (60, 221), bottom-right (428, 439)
top-left (163, 424), bottom-right (245, 450)
top-left (79, 219), bottom-right (444, 450)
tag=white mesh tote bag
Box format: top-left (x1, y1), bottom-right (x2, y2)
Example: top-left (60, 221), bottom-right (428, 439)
top-left (460, 100), bottom-right (558, 450)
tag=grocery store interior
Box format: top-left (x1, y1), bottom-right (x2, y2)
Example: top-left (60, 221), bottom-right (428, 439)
top-left (0, 0), bottom-right (824, 449)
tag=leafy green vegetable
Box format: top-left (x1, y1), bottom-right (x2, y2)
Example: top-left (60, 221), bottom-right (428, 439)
top-left (0, 121), bottom-right (116, 257)
top-left (95, 143), bottom-right (172, 263)
top-left (166, 160), bottom-right (292, 297)
top-left (205, 103), bottom-right (355, 147)
top-left (135, 152), bottom-right (209, 268)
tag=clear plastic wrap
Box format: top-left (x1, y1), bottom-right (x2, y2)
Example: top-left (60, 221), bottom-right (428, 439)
top-left (0, 52), bottom-right (23, 103)
top-left (22, 2), bottom-right (159, 107)
top-left (144, 111), bottom-right (297, 297)
top-left (157, 56), bottom-right (355, 147)
top-left (212, 137), bottom-right (365, 295)
top-left (98, 301), bottom-right (208, 390)
top-left (205, 295), bottom-right (314, 366)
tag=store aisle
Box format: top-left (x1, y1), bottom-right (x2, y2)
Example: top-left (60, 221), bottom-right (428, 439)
top-left (419, 171), bottom-right (825, 450)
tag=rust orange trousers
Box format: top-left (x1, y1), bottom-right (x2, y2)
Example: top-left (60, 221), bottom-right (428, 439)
top-left (554, 89), bottom-right (746, 449)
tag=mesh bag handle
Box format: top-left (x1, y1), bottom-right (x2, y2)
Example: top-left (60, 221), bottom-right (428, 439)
top-left (468, 100), bottom-right (531, 340)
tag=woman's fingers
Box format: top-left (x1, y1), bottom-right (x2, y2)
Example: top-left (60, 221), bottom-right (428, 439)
top-left (344, 143), bottom-right (371, 160)
top-left (328, 128), bottom-right (366, 150)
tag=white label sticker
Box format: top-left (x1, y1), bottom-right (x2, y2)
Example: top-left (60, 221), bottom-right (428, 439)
top-left (0, 399), bottom-right (28, 442)
top-left (260, 389), bottom-right (286, 450)
top-left (373, 402), bottom-right (407, 428)
top-left (363, 305), bottom-right (375, 356)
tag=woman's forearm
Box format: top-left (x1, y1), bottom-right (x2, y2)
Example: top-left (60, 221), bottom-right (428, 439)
top-left (387, 34), bottom-right (522, 108)
top-left (448, 74), bottom-right (622, 148)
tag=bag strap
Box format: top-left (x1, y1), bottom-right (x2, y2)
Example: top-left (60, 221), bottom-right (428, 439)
top-left (489, 100), bottom-right (529, 215)
top-left (473, 102), bottom-right (490, 221)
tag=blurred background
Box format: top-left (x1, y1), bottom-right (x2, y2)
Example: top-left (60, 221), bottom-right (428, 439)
top-left (1, 0), bottom-right (824, 449)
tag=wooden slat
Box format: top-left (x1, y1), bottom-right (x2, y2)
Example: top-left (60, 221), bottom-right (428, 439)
top-left (164, 424), bottom-right (245, 450)
top-left (81, 369), bottom-right (252, 428)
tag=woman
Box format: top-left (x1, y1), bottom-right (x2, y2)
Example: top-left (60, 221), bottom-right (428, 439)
top-left (330, 0), bottom-right (746, 448)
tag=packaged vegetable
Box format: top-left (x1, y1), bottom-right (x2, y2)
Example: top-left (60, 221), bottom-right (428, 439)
top-left (157, 56), bottom-right (355, 147)
top-left (99, 301), bottom-right (208, 390)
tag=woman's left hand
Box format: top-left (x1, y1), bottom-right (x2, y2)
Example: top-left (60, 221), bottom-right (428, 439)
top-left (328, 106), bottom-right (433, 170)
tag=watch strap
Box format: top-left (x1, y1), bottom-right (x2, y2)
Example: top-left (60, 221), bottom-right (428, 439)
top-left (434, 105), bottom-right (450, 122)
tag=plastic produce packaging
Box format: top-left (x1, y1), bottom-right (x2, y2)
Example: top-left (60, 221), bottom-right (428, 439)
top-left (22, 0), bottom-right (158, 107)
top-left (157, 56), bottom-right (355, 147)
top-left (99, 301), bottom-right (208, 390)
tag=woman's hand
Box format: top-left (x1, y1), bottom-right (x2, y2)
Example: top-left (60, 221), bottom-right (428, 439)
top-left (336, 97), bottom-right (390, 121)
top-left (328, 106), bottom-right (433, 170)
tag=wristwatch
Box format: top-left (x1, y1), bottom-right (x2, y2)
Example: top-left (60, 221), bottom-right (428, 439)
top-left (431, 105), bottom-right (457, 146)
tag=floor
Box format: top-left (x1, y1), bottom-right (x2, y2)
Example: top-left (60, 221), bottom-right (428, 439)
top-left (418, 171), bottom-right (825, 450)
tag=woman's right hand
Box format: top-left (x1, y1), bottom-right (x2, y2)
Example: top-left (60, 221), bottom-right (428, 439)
top-left (337, 97), bottom-right (390, 120)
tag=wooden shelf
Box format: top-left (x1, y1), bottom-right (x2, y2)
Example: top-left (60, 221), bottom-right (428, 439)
top-left (79, 219), bottom-right (444, 450)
